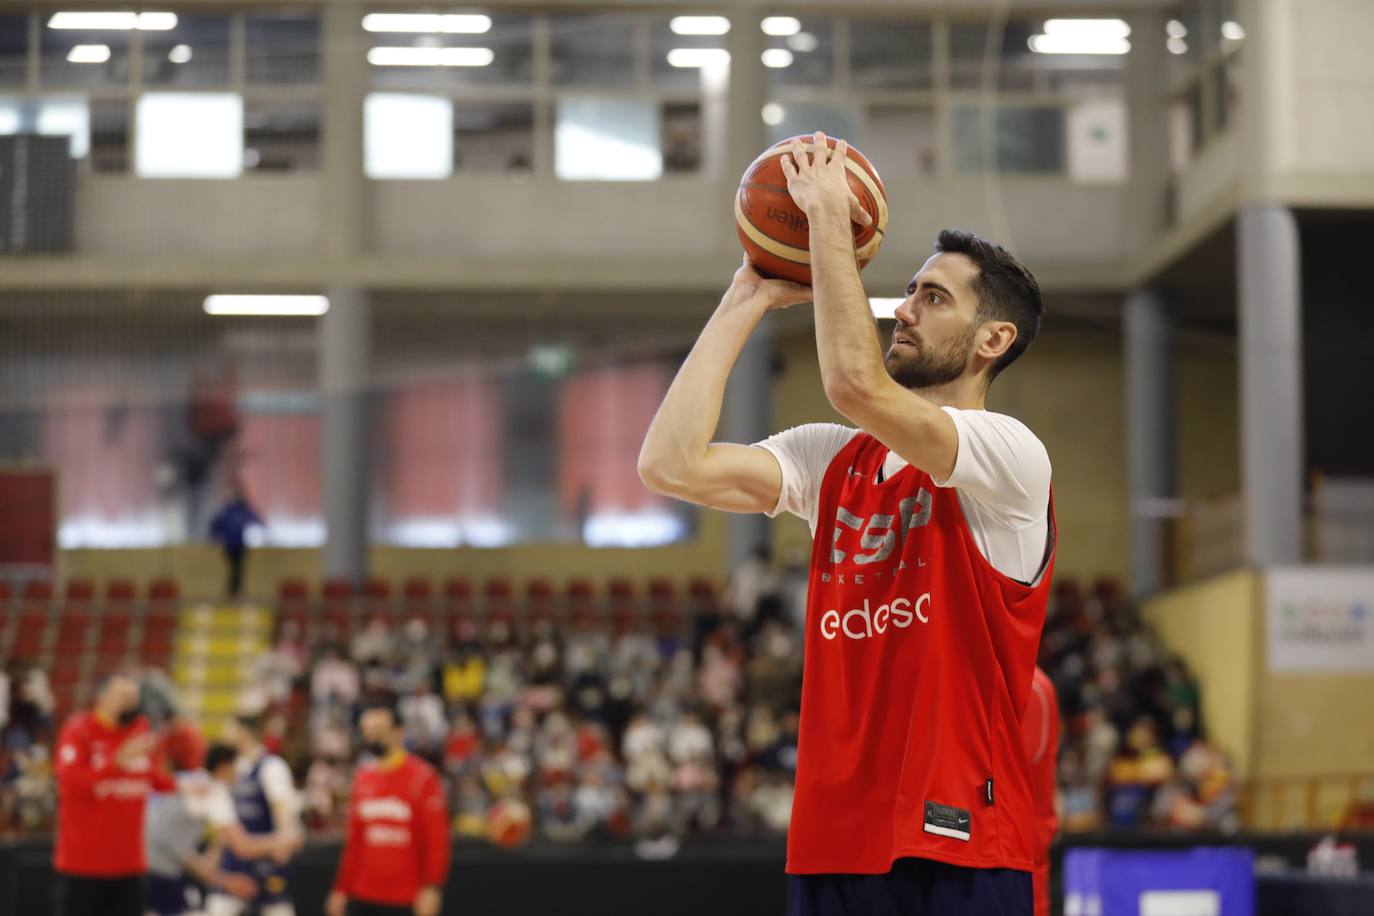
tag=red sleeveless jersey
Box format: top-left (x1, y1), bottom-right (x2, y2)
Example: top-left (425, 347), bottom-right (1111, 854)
top-left (787, 431), bottom-right (1055, 875)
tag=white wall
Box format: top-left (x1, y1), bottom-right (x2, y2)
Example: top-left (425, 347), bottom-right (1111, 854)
top-left (1287, 0), bottom-right (1374, 175)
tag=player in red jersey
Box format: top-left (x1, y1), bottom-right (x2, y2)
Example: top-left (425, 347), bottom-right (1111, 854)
top-left (326, 699), bottom-right (451, 916)
top-left (1021, 667), bottom-right (1062, 916)
top-left (640, 131), bottom-right (1053, 914)
top-left (53, 672), bottom-right (176, 916)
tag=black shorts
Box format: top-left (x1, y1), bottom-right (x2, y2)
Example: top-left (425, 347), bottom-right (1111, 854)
top-left (54, 872), bottom-right (146, 916)
top-left (787, 857), bottom-right (1032, 916)
top-left (346, 900), bottom-right (413, 916)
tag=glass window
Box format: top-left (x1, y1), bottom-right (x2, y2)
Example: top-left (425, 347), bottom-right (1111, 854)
top-left (952, 104), bottom-right (1065, 173)
top-left (0, 96), bottom-right (87, 158)
top-left (650, 16), bottom-right (729, 90)
top-left (950, 19), bottom-right (1039, 91)
top-left (863, 105), bottom-right (936, 176)
top-left (551, 14), bottom-right (637, 87)
top-left (365, 93), bottom-right (452, 179)
top-left (764, 16), bottom-right (833, 88)
top-left (454, 101), bottom-right (534, 173)
top-left (39, 18), bottom-right (132, 87)
top-left (143, 14), bottom-right (231, 87)
top-left (661, 102), bottom-right (701, 173)
top-left (244, 101), bottom-right (319, 172)
top-left (763, 100), bottom-right (860, 146)
top-left (246, 13), bottom-right (319, 85)
top-left (367, 13), bottom-right (532, 89)
top-left (135, 93), bottom-right (243, 178)
top-left (849, 20), bottom-right (931, 89)
top-left (90, 99), bottom-right (130, 172)
top-left (555, 96), bottom-right (661, 180)
top-left (0, 16), bottom-right (28, 86)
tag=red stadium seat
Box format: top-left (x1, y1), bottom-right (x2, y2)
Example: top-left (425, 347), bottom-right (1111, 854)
top-left (99, 612), bottom-right (133, 640)
top-left (64, 579), bottom-right (96, 603)
top-left (148, 577), bottom-right (179, 603)
top-left (17, 611), bottom-right (48, 639)
top-left (687, 577), bottom-right (717, 601)
top-left (278, 578), bottom-right (310, 601)
top-left (144, 611), bottom-right (177, 636)
top-left (322, 577), bottom-right (355, 600)
top-left (21, 580), bottom-right (53, 602)
top-left (105, 579), bottom-right (138, 603)
top-left (139, 640), bottom-right (173, 666)
top-left (55, 611), bottom-right (91, 653)
top-left (0, 580), bottom-right (11, 603)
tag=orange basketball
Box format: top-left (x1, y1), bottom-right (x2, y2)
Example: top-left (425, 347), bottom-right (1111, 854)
top-left (735, 134), bottom-right (888, 286)
top-left (486, 798), bottom-right (533, 848)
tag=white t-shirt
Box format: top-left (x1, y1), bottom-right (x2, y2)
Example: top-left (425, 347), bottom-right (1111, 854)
top-left (755, 406), bottom-right (1052, 585)
top-left (210, 749), bottom-right (300, 829)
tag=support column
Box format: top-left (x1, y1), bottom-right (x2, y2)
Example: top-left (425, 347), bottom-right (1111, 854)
top-left (1237, 203), bottom-right (1303, 565)
top-left (320, 288), bottom-right (371, 583)
top-left (1124, 288), bottom-right (1175, 596)
top-left (319, 2), bottom-right (371, 583)
top-left (722, 12), bottom-right (773, 572)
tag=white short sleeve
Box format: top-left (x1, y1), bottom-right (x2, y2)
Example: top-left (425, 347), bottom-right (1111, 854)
top-left (931, 407), bottom-right (1051, 527)
top-left (753, 423), bottom-right (860, 532)
top-left (205, 782), bottom-right (236, 828)
top-left (259, 755), bottom-right (300, 819)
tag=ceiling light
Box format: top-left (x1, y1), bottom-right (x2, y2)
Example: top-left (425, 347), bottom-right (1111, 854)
top-left (670, 16), bottom-right (730, 36)
top-left (761, 102), bottom-right (784, 126)
top-left (168, 44), bottom-right (192, 64)
top-left (761, 48), bottom-right (793, 68)
top-left (1166, 19), bottom-right (1188, 39)
top-left (361, 13), bottom-right (491, 34)
top-left (1221, 21), bottom-right (1245, 41)
top-left (870, 298), bottom-right (904, 320)
top-left (48, 11), bottom-right (177, 30)
top-left (204, 295), bottom-right (330, 317)
top-left (368, 46), bottom-right (494, 67)
top-left (761, 16), bottom-right (801, 37)
top-left (666, 48), bottom-right (730, 68)
top-left (1028, 34), bottom-right (1130, 55)
top-left (786, 32), bottom-right (819, 53)
top-left (1042, 18), bottom-right (1131, 40)
top-left (66, 44), bottom-right (111, 64)
top-left (1167, 37), bottom-right (1188, 55)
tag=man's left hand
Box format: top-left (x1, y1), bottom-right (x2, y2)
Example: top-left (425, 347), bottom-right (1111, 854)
top-left (415, 885), bottom-right (442, 916)
top-left (779, 131), bottom-right (873, 228)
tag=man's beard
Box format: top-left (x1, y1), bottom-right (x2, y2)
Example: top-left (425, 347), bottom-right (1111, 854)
top-left (884, 323), bottom-right (976, 390)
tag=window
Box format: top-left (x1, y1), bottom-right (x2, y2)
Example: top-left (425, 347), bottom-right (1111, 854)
top-left (366, 12), bottom-right (532, 89)
top-left (764, 16), bottom-right (833, 88)
top-left (244, 101), bottom-right (320, 172)
top-left (90, 99), bottom-right (130, 173)
top-left (650, 16), bottom-right (729, 90)
top-left (849, 20), bottom-right (932, 89)
top-left (555, 97), bottom-right (661, 181)
top-left (135, 93), bottom-right (243, 178)
top-left (952, 104), bottom-right (1065, 173)
top-left (764, 101), bottom-right (860, 147)
top-left (550, 14), bottom-right (637, 87)
top-left (143, 14), bottom-right (231, 87)
top-left (365, 93), bottom-right (452, 179)
top-left (246, 12), bottom-right (319, 85)
top-left (0, 16), bottom-right (27, 86)
top-left (455, 101), bottom-right (535, 173)
top-left (864, 105), bottom-right (936, 176)
top-left (0, 96), bottom-right (87, 158)
top-left (39, 17), bottom-right (132, 87)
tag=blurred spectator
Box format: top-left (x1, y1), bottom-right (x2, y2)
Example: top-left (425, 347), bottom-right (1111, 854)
top-left (311, 646), bottom-right (359, 706)
top-left (208, 484), bottom-right (262, 599)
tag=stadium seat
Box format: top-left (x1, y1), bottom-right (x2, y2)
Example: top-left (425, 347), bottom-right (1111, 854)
top-left (54, 611), bottom-right (91, 653)
top-left (322, 577), bottom-right (355, 601)
top-left (278, 578), bottom-right (310, 601)
top-left (20, 580), bottom-right (53, 614)
top-left (64, 579), bottom-right (96, 604)
top-left (144, 610), bottom-right (177, 636)
top-left (148, 577), bottom-right (180, 604)
top-left (98, 612), bottom-right (133, 641)
top-left (105, 579), bottom-right (137, 604)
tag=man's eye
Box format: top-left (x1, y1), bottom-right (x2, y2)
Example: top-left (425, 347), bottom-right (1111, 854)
top-left (927, 292), bottom-right (940, 304)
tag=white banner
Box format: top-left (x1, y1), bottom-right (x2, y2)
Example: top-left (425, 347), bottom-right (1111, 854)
top-left (1266, 567), bottom-right (1374, 673)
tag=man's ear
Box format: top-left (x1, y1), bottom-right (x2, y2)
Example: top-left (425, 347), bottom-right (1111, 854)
top-left (978, 320), bottom-right (1018, 362)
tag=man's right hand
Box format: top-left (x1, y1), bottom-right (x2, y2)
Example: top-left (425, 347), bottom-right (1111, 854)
top-left (726, 256), bottom-right (814, 313)
top-left (113, 733), bottom-right (159, 769)
top-left (325, 891), bottom-right (348, 916)
top-left (217, 872), bottom-right (258, 901)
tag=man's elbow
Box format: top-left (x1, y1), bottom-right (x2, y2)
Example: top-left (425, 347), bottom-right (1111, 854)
top-left (823, 374), bottom-right (875, 420)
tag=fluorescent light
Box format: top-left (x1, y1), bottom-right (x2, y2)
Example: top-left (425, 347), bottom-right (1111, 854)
top-left (368, 46), bottom-right (494, 67)
top-left (48, 11), bottom-right (177, 30)
top-left (670, 16), bottom-right (730, 36)
top-left (870, 298), bottom-right (904, 320)
top-left (762, 16), bottom-right (801, 37)
top-left (761, 48), bottom-right (793, 68)
top-left (1167, 37), bottom-right (1188, 55)
top-left (1221, 21), bottom-right (1245, 41)
top-left (168, 44), bottom-right (192, 64)
top-left (1028, 34), bottom-right (1130, 55)
top-left (1042, 18), bottom-right (1131, 40)
top-left (787, 32), bottom-right (819, 53)
top-left (66, 44), bottom-right (111, 64)
top-left (361, 13), bottom-right (491, 34)
top-left (761, 102), bottom-right (784, 126)
top-left (666, 48), bottom-right (730, 68)
top-left (1166, 19), bottom-right (1188, 39)
top-left (204, 295), bottom-right (330, 316)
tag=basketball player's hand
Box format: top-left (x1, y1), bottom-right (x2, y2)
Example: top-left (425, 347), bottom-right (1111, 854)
top-left (727, 256), bottom-right (813, 311)
top-left (218, 872), bottom-right (258, 901)
top-left (113, 732), bottom-right (159, 769)
top-left (325, 890), bottom-right (347, 916)
top-left (780, 131), bottom-right (872, 228)
top-left (415, 885), bottom-right (442, 916)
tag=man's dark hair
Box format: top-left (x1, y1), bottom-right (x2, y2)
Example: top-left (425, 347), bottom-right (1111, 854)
top-left (934, 229), bottom-right (1043, 381)
top-left (234, 712), bottom-right (265, 735)
top-left (205, 742), bottom-right (237, 774)
top-left (360, 695), bottom-right (401, 725)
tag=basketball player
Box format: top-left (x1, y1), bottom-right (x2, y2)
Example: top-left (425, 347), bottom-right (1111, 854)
top-left (1021, 667), bottom-right (1062, 916)
top-left (326, 699), bottom-right (450, 916)
top-left (639, 131), bottom-right (1054, 915)
top-left (205, 713), bottom-right (304, 916)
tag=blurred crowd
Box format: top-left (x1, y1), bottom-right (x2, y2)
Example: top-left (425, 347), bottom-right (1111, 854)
top-left (2, 561), bottom-right (1240, 844)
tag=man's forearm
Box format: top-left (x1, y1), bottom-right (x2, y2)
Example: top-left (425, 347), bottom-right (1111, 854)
top-left (639, 292), bottom-right (766, 488)
top-left (808, 203), bottom-right (889, 403)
